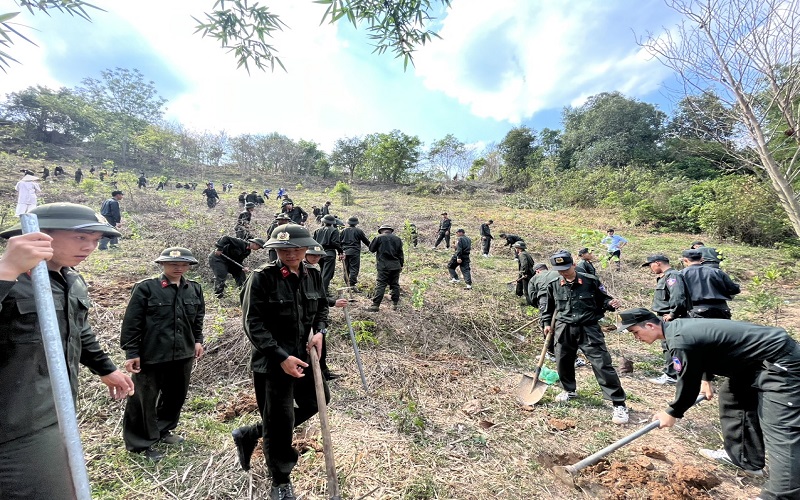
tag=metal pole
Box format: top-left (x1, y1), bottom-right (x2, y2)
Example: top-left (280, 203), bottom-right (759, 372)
top-left (20, 214), bottom-right (92, 500)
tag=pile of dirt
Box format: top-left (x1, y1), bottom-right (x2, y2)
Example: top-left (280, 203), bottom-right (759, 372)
top-left (595, 461), bottom-right (720, 499)
top-left (217, 391), bottom-right (258, 421)
top-left (88, 281), bottom-right (136, 307)
top-left (546, 417), bottom-right (577, 431)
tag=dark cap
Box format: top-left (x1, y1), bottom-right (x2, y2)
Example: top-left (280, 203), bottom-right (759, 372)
top-left (488, 219), bottom-right (494, 224)
top-left (691, 240), bottom-right (704, 248)
top-left (456, 228), bottom-right (465, 234)
top-left (248, 238), bottom-right (267, 248)
top-left (641, 254), bottom-right (670, 267)
top-left (441, 212), bottom-right (448, 216)
top-left (533, 263), bottom-right (548, 272)
top-left (681, 249), bottom-right (703, 260)
top-left (347, 216), bottom-right (359, 225)
top-left (0, 202), bottom-right (121, 239)
top-left (264, 225), bottom-right (317, 249)
top-left (549, 251), bottom-right (574, 271)
top-left (615, 308), bottom-right (658, 332)
top-left (305, 244), bottom-right (326, 256)
top-left (154, 247), bottom-right (198, 265)
top-left (578, 247), bottom-right (590, 256)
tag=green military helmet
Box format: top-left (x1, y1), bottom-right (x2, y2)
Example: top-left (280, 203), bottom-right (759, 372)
top-left (275, 213), bottom-right (291, 222)
top-left (305, 244), bottom-right (327, 256)
top-left (378, 224), bottom-right (394, 233)
top-left (0, 202), bottom-right (121, 239)
top-left (347, 216), bottom-right (359, 225)
top-left (321, 214), bottom-right (336, 225)
top-left (248, 238), bottom-right (267, 248)
top-left (154, 247), bottom-right (199, 265)
top-left (512, 241), bottom-right (527, 250)
top-left (265, 224), bottom-right (318, 248)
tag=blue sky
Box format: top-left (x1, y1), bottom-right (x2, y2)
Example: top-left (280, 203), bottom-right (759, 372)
top-left (0, 0), bottom-right (684, 152)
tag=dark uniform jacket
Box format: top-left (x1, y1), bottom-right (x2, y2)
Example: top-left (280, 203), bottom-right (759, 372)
top-left (575, 260), bottom-right (596, 276)
top-left (341, 226), bottom-right (371, 256)
top-left (313, 226), bottom-right (343, 255)
top-left (202, 188), bottom-right (219, 200)
top-left (215, 235), bottom-right (252, 265)
top-left (438, 218), bottom-right (452, 235)
top-left (101, 198), bottom-right (122, 226)
top-left (541, 272), bottom-right (615, 327)
top-left (503, 234), bottom-right (523, 247)
top-left (285, 206), bottom-right (308, 225)
top-left (241, 260), bottom-right (329, 373)
top-left (480, 223), bottom-right (493, 240)
top-left (120, 275), bottom-right (205, 363)
top-left (245, 192), bottom-right (258, 204)
top-left (663, 319), bottom-right (799, 418)
top-left (236, 210), bottom-right (253, 229)
top-left (681, 265), bottom-right (740, 307)
top-left (651, 268), bottom-right (691, 318)
top-left (0, 270), bottom-right (117, 444)
top-left (528, 270), bottom-right (559, 310)
top-left (369, 233), bottom-right (404, 270)
top-left (454, 235), bottom-right (471, 259)
top-left (517, 250), bottom-right (535, 278)
top-left (321, 204), bottom-right (331, 216)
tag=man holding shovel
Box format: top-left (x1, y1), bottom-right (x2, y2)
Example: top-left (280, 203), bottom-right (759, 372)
top-left (208, 235), bottom-right (265, 299)
top-left (617, 308), bottom-right (800, 499)
top-left (0, 203), bottom-right (134, 497)
top-left (236, 224), bottom-right (330, 500)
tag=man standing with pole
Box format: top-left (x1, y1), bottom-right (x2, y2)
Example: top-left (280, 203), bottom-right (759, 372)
top-left (0, 203), bottom-right (134, 498)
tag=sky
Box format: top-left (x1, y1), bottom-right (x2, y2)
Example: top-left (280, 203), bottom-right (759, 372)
top-left (0, 0), bottom-right (685, 152)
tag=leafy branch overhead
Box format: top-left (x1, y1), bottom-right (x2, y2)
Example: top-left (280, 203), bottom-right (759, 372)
top-left (0, 0), bottom-right (451, 73)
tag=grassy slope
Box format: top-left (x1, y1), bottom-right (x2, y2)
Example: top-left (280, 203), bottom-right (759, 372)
top-left (2, 160), bottom-right (798, 499)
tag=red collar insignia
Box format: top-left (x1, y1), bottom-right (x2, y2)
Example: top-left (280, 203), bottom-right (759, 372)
top-left (280, 266), bottom-right (290, 278)
top-left (161, 280), bottom-right (169, 288)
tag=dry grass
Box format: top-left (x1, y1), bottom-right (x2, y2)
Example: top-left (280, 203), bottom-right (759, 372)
top-left (2, 161), bottom-right (797, 499)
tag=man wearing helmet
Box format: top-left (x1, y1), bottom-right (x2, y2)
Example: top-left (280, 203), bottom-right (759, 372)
top-left (367, 224), bottom-right (404, 311)
top-left (120, 247), bottom-right (205, 461)
top-left (237, 224), bottom-right (330, 500)
top-left (0, 203), bottom-right (134, 497)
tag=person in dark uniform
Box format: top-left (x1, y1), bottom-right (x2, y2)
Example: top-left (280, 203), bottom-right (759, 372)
top-left (691, 240), bottom-right (723, 268)
top-left (54, 165), bottom-right (65, 177)
top-left (202, 183), bottom-right (220, 208)
top-left (433, 212), bottom-right (451, 249)
top-left (312, 205), bottom-right (322, 222)
top-left (312, 214), bottom-right (343, 294)
top-left (137, 173), bottom-right (147, 189)
top-left (0, 203), bottom-right (134, 498)
top-left (235, 202), bottom-right (256, 239)
top-left (498, 233), bottom-right (524, 259)
top-left (121, 247), bottom-right (205, 461)
top-left (480, 219), bottom-right (494, 257)
top-left (266, 213), bottom-right (293, 262)
top-left (681, 249), bottom-right (740, 319)
top-left (235, 224), bottom-right (330, 500)
top-left (74, 167), bottom-right (83, 183)
top-left (409, 223), bottom-right (418, 247)
top-left (99, 190), bottom-right (124, 250)
top-left (447, 228), bottom-right (473, 290)
top-left (576, 248), bottom-right (597, 276)
top-left (283, 201), bottom-right (308, 225)
top-left (641, 254), bottom-right (692, 385)
top-left (528, 263), bottom-right (560, 359)
top-left (208, 236), bottom-right (265, 298)
top-left (513, 241), bottom-right (535, 303)
top-left (340, 216), bottom-right (371, 290)
top-left (42, 166), bottom-right (50, 181)
top-left (542, 250), bottom-right (628, 424)
top-left (246, 191), bottom-right (259, 204)
top-left (367, 224), bottom-right (404, 311)
top-left (238, 192), bottom-right (247, 210)
top-left (617, 309), bottom-right (800, 497)
top-left (321, 201), bottom-right (332, 218)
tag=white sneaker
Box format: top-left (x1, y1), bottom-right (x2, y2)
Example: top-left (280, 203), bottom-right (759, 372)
top-left (449, 278), bottom-right (460, 283)
top-left (555, 391), bottom-right (577, 403)
top-left (648, 374), bottom-right (677, 385)
top-left (464, 284), bottom-right (472, 290)
top-left (698, 448), bottom-right (764, 477)
top-left (612, 406), bottom-right (629, 424)
top-left (545, 352), bottom-right (556, 363)
top-left (482, 254), bottom-right (489, 258)
top-left (575, 357), bottom-right (587, 367)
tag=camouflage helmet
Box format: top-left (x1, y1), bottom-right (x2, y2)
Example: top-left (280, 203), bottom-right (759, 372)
top-left (154, 247), bottom-right (198, 265)
top-left (0, 202), bottom-right (121, 239)
top-left (512, 241), bottom-right (527, 250)
top-left (265, 224), bottom-right (319, 249)
top-left (305, 244), bottom-right (327, 256)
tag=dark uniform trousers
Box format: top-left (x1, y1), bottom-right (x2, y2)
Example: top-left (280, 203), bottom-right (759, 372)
top-left (123, 357), bottom-right (194, 451)
top-left (208, 255), bottom-right (246, 297)
top-left (689, 305), bottom-right (731, 319)
top-left (718, 372), bottom-right (765, 472)
top-left (320, 251), bottom-right (337, 294)
top-left (434, 231), bottom-right (450, 249)
top-left (374, 268), bottom-right (401, 306)
top-left (0, 424), bottom-right (74, 499)
top-left (481, 238), bottom-right (491, 255)
top-left (251, 370), bottom-right (330, 484)
top-left (448, 256), bottom-right (472, 284)
top-left (555, 322), bottom-right (626, 403)
top-left (344, 253), bottom-right (361, 287)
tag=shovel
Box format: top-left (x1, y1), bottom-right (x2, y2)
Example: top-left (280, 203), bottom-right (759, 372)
top-left (552, 394), bottom-right (707, 487)
top-left (307, 329), bottom-right (342, 500)
top-left (516, 313), bottom-right (557, 406)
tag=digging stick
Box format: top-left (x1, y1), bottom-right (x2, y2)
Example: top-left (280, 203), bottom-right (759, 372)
top-left (338, 287), bottom-right (368, 392)
top-left (21, 214), bottom-right (92, 500)
top-left (553, 394), bottom-right (707, 486)
top-left (307, 329), bottom-right (341, 500)
top-left (509, 318), bottom-right (538, 336)
top-left (218, 252), bottom-right (245, 269)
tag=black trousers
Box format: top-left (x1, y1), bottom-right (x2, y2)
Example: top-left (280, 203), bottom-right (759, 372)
top-left (660, 339), bottom-right (678, 378)
top-left (123, 357), bottom-right (193, 451)
top-left (434, 231), bottom-right (450, 249)
top-left (252, 369), bottom-right (330, 485)
top-left (344, 253), bottom-right (361, 287)
top-left (320, 251), bottom-right (336, 294)
top-left (555, 322), bottom-right (626, 403)
top-left (209, 255), bottom-right (245, 297)
top-left (373, 268), bottom-right (401, 306)
top-left (447, 256), bottom-right (472, 285)
top-left (689, 306), bottom-right (731, 319)
top-left (482, 238), bottom-right (491, 255)
top-left (0, 424), bottom-right (73, 499)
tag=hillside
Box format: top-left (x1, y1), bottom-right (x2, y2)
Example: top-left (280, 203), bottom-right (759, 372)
top-left (2, 159), bottom-right (798, 499)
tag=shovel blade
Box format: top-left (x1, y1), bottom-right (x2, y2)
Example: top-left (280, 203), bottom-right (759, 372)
top-left (516, 373), bottom-right (549, 406)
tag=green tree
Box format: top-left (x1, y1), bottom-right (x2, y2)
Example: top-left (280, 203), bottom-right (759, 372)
top-left (330, 136), bottom-right (367, 182)
top-left (498, 126), bottom-right (543, 189)
top-left (1, 85), bottom-right (100, 143)
top-left (561, 91), bottom-right (666, 169)
top-left (427, 133), bottom-right (471, 180)
top-left (361, 130), bottom-right (421, 183)
top-left (79, 68), bottom-right (167, 166)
